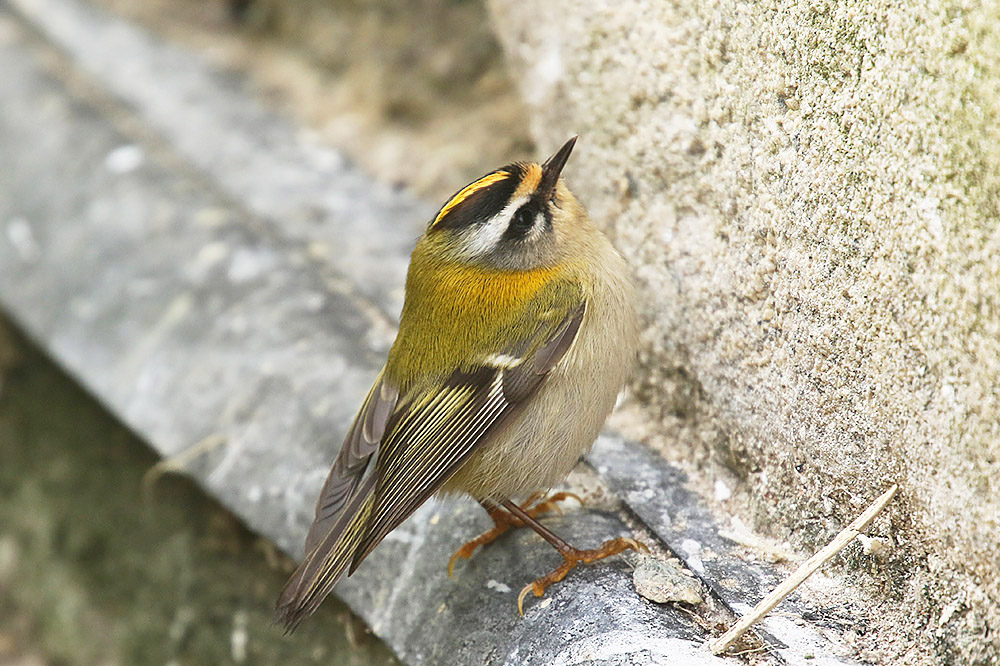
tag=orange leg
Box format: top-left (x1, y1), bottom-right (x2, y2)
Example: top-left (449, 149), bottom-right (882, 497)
top-left (515, 537), bottom-right (647, 615)
top-left (448, 492), bottom-right (582, 577)
top-left (500, 499), bottom-right (649, 616)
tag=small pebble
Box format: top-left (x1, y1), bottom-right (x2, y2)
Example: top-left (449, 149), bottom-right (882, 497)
top-left (486, 579), bottom-right (511, 594)
top-left (104, 144), bottom-right (145, 173)
top-left (857, 534), bottom-right (891, 561)
top-left (632, 554), bottom-right (703, 605)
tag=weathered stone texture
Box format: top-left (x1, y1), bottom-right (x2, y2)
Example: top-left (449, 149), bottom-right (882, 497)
top-left (489, 1), bottom-right (1000, 662)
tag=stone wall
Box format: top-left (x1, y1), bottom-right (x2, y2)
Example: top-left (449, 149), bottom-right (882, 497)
top-left (488, 1), bottom-right (1000, 662)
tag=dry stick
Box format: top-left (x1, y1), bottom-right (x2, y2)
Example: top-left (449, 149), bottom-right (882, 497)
top-left (709, 484), bottom-right (899, 655)
top-left (141, 433), bottom-right (228, 503)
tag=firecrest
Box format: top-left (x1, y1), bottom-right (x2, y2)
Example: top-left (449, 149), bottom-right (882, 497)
top-left (275, 137), bottom-right (643, 630)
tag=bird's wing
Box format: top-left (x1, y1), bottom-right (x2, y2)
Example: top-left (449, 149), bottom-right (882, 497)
top-left (348, 298), bottom-right (587, 570)
top-left (275, 374), bottom-right (397, 630)
top-left (302, 373), bottom-right (398, 554)
top-left (275, 297), bottom-right (586, 631)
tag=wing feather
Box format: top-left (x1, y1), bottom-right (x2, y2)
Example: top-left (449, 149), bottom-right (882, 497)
top-left (303, 374), bottom-right (397, 553)
top-left (275, 475), bottom-right (376, 631)
top-left (348, 301), bottom-right (587, 571)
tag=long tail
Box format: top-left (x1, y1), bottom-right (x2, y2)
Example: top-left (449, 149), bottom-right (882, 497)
top-left (274, 475), bottom-right (376, 632)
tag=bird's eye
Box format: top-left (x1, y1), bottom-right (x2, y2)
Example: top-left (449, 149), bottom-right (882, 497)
top-left (507, 206), bottom-right (535, 239)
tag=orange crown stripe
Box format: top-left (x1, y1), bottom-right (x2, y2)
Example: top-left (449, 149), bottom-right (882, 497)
top-left (431, 171), bottom-right (510, 228)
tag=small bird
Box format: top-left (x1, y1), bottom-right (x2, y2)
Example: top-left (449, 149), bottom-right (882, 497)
top-left (275, 137), bottom-right (643, 630)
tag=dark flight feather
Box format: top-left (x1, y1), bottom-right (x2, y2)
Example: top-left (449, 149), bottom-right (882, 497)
top-left (302, 375), bottom-right (397, 554)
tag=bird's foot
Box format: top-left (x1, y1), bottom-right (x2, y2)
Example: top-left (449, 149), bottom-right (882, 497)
top-left (517, 537), bottom-right (648, 615)
top-left (447, 492), bottom-right (583, 576)
top-left (520, 491), bottom-right (584, 518)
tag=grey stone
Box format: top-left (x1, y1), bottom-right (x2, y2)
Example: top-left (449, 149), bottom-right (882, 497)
top-left (632, 555), bottom-right (704, 606)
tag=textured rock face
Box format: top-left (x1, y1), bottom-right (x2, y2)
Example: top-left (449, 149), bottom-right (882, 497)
top-left (489, 1), bottom-right (999, 662)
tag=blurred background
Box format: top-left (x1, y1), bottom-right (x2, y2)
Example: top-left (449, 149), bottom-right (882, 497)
top-left (92, 0), bottom-right (533, 200)
top-left (0, 319), bottom-right (398, 665)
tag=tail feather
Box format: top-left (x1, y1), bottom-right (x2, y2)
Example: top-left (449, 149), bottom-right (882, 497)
top-left (274, 475), bottom-right (377, 632)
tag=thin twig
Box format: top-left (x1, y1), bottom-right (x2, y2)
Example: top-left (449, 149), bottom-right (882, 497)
top-left (710, 484), bottom-right (898, 655)
top-left (141, 433), bottom-right (227, 503)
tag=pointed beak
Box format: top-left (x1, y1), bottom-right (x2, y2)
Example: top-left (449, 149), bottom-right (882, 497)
top-left (539, 135), bottom-right (578, 198)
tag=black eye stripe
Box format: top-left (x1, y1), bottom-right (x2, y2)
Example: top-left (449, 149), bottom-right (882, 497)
top-left (502, 201), bottom-right (540, 242)
top-left (510, 207), bottom-right (534, 233)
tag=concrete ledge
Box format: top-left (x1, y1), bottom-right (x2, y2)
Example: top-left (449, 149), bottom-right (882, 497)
top-left (0, 1), bottom-right (859, 663)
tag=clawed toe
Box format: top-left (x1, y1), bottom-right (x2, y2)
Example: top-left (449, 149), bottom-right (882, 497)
top-left (451, 495), bottom-right (645, 617)
top-left (516, 536), bottom-right (647, 615)
top-left (448, 493), bottom-right (585, 577)
top-left (525, 491), bottom-right (583, 517)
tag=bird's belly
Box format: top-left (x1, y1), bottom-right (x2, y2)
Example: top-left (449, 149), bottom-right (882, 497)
top-left (438, 286), bottom-right (635, 501)
top-left (439, 381), bottom-right (613, 500)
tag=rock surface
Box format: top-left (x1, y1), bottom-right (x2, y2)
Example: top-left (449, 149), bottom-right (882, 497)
top-left (488, 1), bottom-right (1000, 662)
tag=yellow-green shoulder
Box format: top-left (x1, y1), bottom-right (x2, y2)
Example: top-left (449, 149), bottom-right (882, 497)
top-left (384, 246), bottom-right (583, 388)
